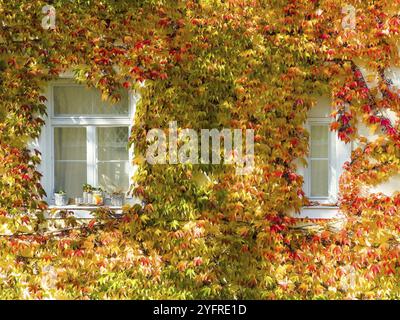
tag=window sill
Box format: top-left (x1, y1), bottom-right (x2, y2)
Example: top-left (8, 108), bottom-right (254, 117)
top-left (47, 205), bottom-right (124, 219)
top-left (49, 205), bottom-right (123, 211)
top-left (288, 206), bottom-right (344, 220)
top-left (45, 197), bottom-right (143, 219)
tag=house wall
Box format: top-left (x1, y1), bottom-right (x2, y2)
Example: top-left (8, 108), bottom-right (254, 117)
top-left (29, 84), bottom-right (398, 217)
top-left (356, 63), bottom-right (400, 197)
top-left (358, 111), bottom-right (400, 197)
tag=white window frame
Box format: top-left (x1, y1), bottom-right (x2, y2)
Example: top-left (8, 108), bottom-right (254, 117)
top-left (38, 79), bottom-right (137, 203)
top-left (302, 117), bottom-right (352, 206)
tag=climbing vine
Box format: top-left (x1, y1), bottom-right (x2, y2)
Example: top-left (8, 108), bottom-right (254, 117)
top-left (0, 0), bottom-right (399, 299)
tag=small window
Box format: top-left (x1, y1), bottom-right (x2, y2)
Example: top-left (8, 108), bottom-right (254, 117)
top-left (302, 118), bottom-right (337, 204)
top-left (297, 99), bottom-right (353, 209)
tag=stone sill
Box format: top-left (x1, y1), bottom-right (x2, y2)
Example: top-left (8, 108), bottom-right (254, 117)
top-left (47, 205), bottom-right (124, 219)
top-left (47, 205), bottom-right (343, 221)
top-left (49, 205), bottom-right (123, 211)
top-left (288, 206), bottom-right (343, 220)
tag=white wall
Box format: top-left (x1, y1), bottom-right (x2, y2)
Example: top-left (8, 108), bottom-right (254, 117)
top-left (355, 62), bottom-right (400, 196)
top-left (360, 109), bottom-right (400, 196)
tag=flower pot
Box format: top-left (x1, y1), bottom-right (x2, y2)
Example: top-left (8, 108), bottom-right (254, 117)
top-left (86, 192), bottom-right (93, 205)
top-left (93, 191), bottom-right (104, 206)
top-left (83, 191), bottom-right (89, 204)
top-left (111, 194), bottom-right (124, 207)
top-left (54, 193), bottom-right (68, 206)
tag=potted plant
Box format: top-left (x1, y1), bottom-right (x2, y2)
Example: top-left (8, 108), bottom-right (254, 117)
top-left (82, 184), bottom-right (93, 204)
top-left (111, 190), bottom-right (125, 206)
top-left (54, 190), bottom-right (68, 206)
top-left (92, 187), bottom-right (104, 206)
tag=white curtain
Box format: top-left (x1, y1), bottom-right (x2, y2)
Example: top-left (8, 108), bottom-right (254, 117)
top-left (97, 127), bottom-right (130, 193)
top-left (54, 85), bottom-right (129, 115)
top-left (54, 127), bottom-right (87, 198)
top-left (310, 125), bottom-right (329, 197)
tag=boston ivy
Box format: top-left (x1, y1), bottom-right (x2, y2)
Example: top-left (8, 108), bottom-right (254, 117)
top-left (0, 0), bottom-right (399, 299)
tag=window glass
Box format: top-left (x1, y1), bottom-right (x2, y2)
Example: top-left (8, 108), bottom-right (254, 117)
top-left (54, 85), bottom-right (129, 116)
top-left (97, 127), bottom-right (130, 193)
top-left (55, 162), bottom-right (87, 198)
top-left (311, 125), bottom-right (328, 158)
top-left (54, 127), bottom-right (86, 161)
top-left (310, 125), bottom-right (329, 198)
top-left (92, 90), bottom-right (129, 115)
top-left (54, 86), bottom-right (92, 115)
top-left (310, 160), bottom-right (328, 197)
top-left (98, 162), bottom-right (130, 193)
top-left (97, 127), bottom-right (129, 161)
top-left (54, 127), bottom-right (87, 197)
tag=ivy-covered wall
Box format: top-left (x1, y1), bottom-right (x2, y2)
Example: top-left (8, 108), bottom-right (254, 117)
top-left (0, 0), bottom-right (399, 299)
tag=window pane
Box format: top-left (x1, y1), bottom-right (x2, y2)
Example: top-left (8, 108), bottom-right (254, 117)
top-left (54, 86), bottom-right (92, 115)
top-left (311, 160), bottom-right (328, 197)
top-left (54, 85), bottom-right (129, 116)
top-left (92, 90), bottom-right (129, 115)
top-left (54, 128), bottom-right (86, 160)
top-left (311, 125), bottom-right (329, 158)
top-left (97, 127), bottom-right (129, 161)
top-left (98, 162), bottom-right (130, 193)
top-left (55, 162), bottom-right (87, 198)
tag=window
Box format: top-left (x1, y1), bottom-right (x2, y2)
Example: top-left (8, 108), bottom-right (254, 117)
top-left (296, 99), bottom-right (352, 207)
top-left (40, 81), bottom-right (134, 201)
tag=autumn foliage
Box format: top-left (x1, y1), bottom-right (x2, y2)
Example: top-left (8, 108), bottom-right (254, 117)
top-left (0, 0), bottom-right (400, 299)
